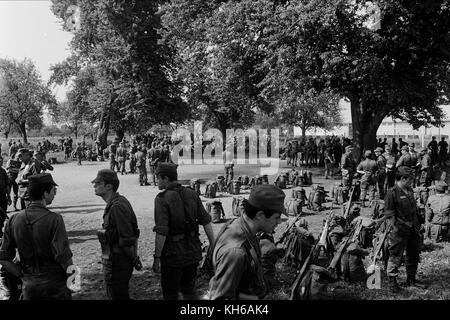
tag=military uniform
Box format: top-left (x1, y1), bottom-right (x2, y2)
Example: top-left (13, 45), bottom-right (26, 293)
top-left (384, 174), bottom-right (422, 289)
top-left (357, 156), bottom-right (378, 202)
top-left (425, 186), bottom-right (450, 242)
top-left (419, 150), bottom-right (432, 187)
top-left (17, 157), bottom-right (41, 210)
top-left (0, 174), bottom-right (73, 300)
top-left (75, 145), bottom-right (83, 165)
top-left (135, 149), bottom-right (148, 186)
top-left (116, 145), bottom-right (128, 175)
top-left (384, 151), bottom-right (397, 193)
top-left (109, 143), bottom-right (119, 172)
top-left (153, 182), bottom-right (211, 300)
top-left (148, 146), bottom-right (161, 185)
top-left (99, 192), bottom-right (140, 300)
top-left (0, 165), bottom-right (10, 231)
top-left (375, 149), bottom-right (387, 199)
top-left (341, 147), bottom-right (357, 202)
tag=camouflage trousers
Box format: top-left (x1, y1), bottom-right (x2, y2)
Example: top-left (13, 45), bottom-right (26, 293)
top-left (386, 228), bottom-right (421, 278)
top-left (342, 174), bottom-right (353, 202)
top-left (360, 180), bottom-right (376, 202)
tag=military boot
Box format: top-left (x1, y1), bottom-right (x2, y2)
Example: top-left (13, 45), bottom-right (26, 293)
top-left (388, 276), bottom-right (400, 293)
top-left (405, 275), bottom-right (426, 289)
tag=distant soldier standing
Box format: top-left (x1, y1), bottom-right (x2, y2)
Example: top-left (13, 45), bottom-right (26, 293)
top-left (135, 146), bottom-right (149, 186)
top-left (148, 143), bottom-right (161, 186)
top-left (341, 145), bottom-right (357, 202)
top-left (6, 153), bottom-right (21, 211)
top-left (438, 137), bottom-right (448, 166)
top-left (0, 156), bottom-right (11, 231)
top-left (374, 147), bottom-right (387, 200)
top-left (384, 166), bottom-right (425, 292)
top-left (0, 173), bottom-right (74, 300)
top-left (356, 150), bottom-right (379, 205)
top-left (396, 145), bottom-right (413, 168)
top-left (17, 149), bottom-right (41, 210)
top-left (419, 147), bottom-right (432, 187)
top-left (408, 144), bottom-right (420, 187)
top-left (428, 136), bottom-right (438, 165)
top-left (324, 145), bottom-right (335, 179)
top-left (152, 163), bottom-right (215, 300)
top-left (109, 140), bottom-right (119, 172)
top-left (75, 143), bottom-right (83, 166)
top-left (92, 169), bottom-right (142, 300)
top-left (384, 145), bottom-right (397, 193)
top-left (116, 142), bottom-right (128, 175)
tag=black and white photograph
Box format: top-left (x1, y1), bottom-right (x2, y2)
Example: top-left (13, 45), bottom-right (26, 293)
top-left (0, 0), bottom-right (450, 309)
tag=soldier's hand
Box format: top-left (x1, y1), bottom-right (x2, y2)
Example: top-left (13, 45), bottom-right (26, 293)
top-left (152, 257), bottom-right (161, 273)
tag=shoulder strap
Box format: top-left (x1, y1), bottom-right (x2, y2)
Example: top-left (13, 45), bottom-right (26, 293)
top-left (243, 240), bottom-right (267, 296)
top-left (211, 218), bottom-right (236, 269)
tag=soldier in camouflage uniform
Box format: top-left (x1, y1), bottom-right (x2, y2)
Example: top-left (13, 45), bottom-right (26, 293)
top-left (409, 144), bottom-right (420, 188)
top-left (148, 143), bottom-right (161, 186)
top-left (135, 146), bottom-right (149, 186)
top-left (356, 150), bottom-right (379, 205)
top-left (109, 141), bottom-right (119, 172)
top-left (384, 145), bottom-right (397, 194)
top-left (384, 166), bottom-right (425, 293)
top-left (341, 145), bottom-right (357, 202)
top-left (6, 152), bottom-right (21, 211)
top-left (418, 147), bottom-right (432, 187)
top-left (17, 149), bottom-right (41, 210)
top-left (116, 142), bottom-right (128, 175)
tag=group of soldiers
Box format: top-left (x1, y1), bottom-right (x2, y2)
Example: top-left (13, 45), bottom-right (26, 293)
top-left (104, 138), bottom-right (172, 186)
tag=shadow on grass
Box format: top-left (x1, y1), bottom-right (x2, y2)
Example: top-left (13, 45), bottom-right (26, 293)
top-left (67, 229), bottom-right (99, 237)
top-left (421, 242), bottom-right (444, 252)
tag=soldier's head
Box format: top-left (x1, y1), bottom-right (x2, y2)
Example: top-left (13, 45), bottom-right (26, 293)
top-left (91, 169), bottom-right (120, 198)
top-left (243, 185), bottom-right (285, 234)
top-left (364, 150), bottom-right (372, 159)
top-left (401, 146), bottom-right (408, 154)
top-left (345, 145), bottom-right (353, 155)
top-left (156, 163), bottom-right (178, 190)
top-left (435, 181), bottom-right (448, 194)
top-left (18, 148), bottom-right (31, 162)
top-left (432, 136), bottom-right (436, 141)
top-left (29, 173), bottom-right (58, 205)
top-left (409, 143), bottom-right (415, 152)
top-left (420, 147), bottom-right (428, 156)
top-left (395, 166), bottom-right (414, 188)
top-left (385, 145), bottom-right (391, 153)
top-left (374, 147), bottom-right (383, 156)
top-left (34, 151), bottom-right (44, 161)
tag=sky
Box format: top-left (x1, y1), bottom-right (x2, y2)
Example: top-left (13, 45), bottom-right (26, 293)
top-left (0, 0), bottom-right (73, 102)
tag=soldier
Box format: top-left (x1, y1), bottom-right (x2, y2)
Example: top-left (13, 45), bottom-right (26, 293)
top-left (384, 145), bottom-right (397, 193)
top-left (92, 169), bottom-right (142, 300)
top-left (384, 166), bottom-right (424, 293)
top-left (324, 144), bottom-right (335, 179)
top-left (17, 149), bottom-right (41, 210)
top-left (438, 137), bottom-right (448, 166)
top-left (108, 140), bottom-right (119, 172)
top-left (374, 147), bottom-right (387, 200)
top-left (8, 142), bottom-right (18, 159)
top-left (135, 146), bottom-right (149, 186)
top-left (34, 151), bottom-right (54, 172)
top-left (396, 145), bottom-right (412, 168)
top-left (209, 184), bottom-right (284, 300)
top-left (341, 145), bottom-right (357, 202)
top-left (425, 181), bottom-right (450, 242)
top-left (391, 138), bottom-right (398, 156)
top-left (63, 138), bottom-right (72, 161)
top-left (0, 156), bottom-right (11, 231)
top-left (6, 153), bottom-right (21, 211)
top-left (356, 150), bottom-right (379, 205)
top-left (0, 173), bottom-right (74, 300)
top-left (409, 144), bottom-right (420, 187)
top-left (116, 142), bottom-right (128, 175)
top-left (428, 136), bottom-right (439, 165)
top-left (75, 142), bottom-right (83, 166)
top-left (419, 147), bottom-right (432, 187)
top-left (152, 163), bottom-right (215, 300)
top-left (129, 141), bottom-right (138, 174)
top-left (148, 142), bottom-right (161, 186)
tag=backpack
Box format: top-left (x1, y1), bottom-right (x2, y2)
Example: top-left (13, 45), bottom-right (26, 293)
top-left (288, 170), bottom-right (298, 185)
top-left (240, 175), bottom-right (250, 186)
top-left (340, 243), bottom-right (369, 283)
top-left (261, 175), bottom-right (269, 184)
top-left (331, 183), bottom-right (345, 205)
top-left (189, 179), bottom-right (201, 196)
top-left (206, 200), bottom-right (225, 223)
top-left (229, 180), bottom-right (241, 195)
top-left (216, 175), bottom-right (226, 192)
top-left (205, 181), bottom-right (218, 198)
top-left (285, 198), bottom-right (303, 216)
top-left (291, 187), bottom-right (307, 202)
top-left (274, 174), bottom-right (288, 189)
top-left (232, 196), bottom-right (246, 217)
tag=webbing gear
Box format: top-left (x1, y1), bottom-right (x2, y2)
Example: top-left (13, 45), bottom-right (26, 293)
top-left (24, 208), bottom-right (53, 273)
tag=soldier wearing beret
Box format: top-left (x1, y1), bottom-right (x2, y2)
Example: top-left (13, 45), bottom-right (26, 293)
top-left (209, 184), bottom-right (285, 300)
top-left (16, 149), bottom-right (41, 210)
top-left (419, 147), bottom-right (432, 187)
top-left (340, 145), bottom-right (357, 202)
top-left (438, 137), bottom-right (448, 166)
top-left (92, 169), bottom-right (141, 300)
top-left (152, 163), bottom-right (215, 300)
top-left (374, 147), bottom-right (387, 199)
top-left (424, 181), bottom-right (450, 242)
top-left (356, 150), bottom-right (379, 205)
top-left (0, 173), bottom-right (74, 299)
top-left (383, 166), bottom-right (424, 293)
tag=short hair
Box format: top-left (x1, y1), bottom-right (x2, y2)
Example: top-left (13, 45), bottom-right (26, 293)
top-left (242, 199), bottom-right (278, 219)
top-left (102, 179), bottom-right (119, 192)
top-left (157, 173), bottom-right (175, 182)
top-left (29, 182), bottom-right (54, 201)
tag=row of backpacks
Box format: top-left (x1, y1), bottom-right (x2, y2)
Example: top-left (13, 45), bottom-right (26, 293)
top-left (206, 196), bottom-right (247, 224)
top-left (274, 169), bottom-right (313, 190)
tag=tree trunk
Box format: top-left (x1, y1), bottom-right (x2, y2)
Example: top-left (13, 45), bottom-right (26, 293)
top-left (301, 119), bottom-right (306, 141)
top-left (19, 121), bottom-right (27, 144)
top-left (96, 109), bottom-right (111, 150)
top-left (115, 127), bottom-right (124, 142)
top-left (350, 97), bottom-right (385, 161)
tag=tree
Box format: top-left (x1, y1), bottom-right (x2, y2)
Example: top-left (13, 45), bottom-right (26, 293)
top-left (0, 58), bottom-right (57, 143)
top-left (265, 0), bottom-right (450, 156)
top-left (50, 0), bottom-right (188, 148)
